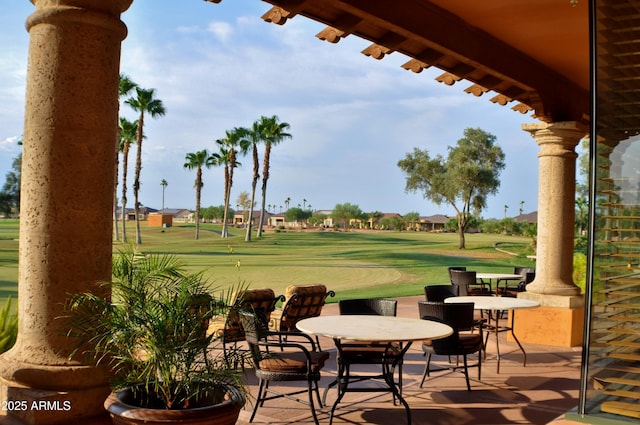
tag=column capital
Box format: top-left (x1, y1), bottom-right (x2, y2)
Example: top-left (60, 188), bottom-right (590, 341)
top-left (523, 121), bottom-right (588, 144)
top-left (30, 0), bottom-right (134, 15)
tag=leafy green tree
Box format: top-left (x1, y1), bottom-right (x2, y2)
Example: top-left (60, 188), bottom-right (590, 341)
top-left (368, 211), bottom-right (384, 229)
top-left (118, 117), bottom-right (137, 243)
top-left (0, 152), bottom-right (21, 218)
top-left (257, 116), bottom-right (291, 238)
top-left (184, 150), bottom-right (214, 240)
top-left (308, 211), bottom-right (327, 227)
top-left (285, 207), bottom-right (311, 224)
top-left (379, 216), bottom-right (406, 231)
top-left (125, 87), bottom-right (166, 245)
top-left (404, 211), bottom-right (420, 230)
top-left (332, 203), bottom-right (365, 229)
top-left (398, 127), bottom-right (505, 249)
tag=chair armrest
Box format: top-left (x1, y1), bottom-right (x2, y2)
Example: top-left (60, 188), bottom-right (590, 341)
top-left (263, 329), bottom-right (319, 352)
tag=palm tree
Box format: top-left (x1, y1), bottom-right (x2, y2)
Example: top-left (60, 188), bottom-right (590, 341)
top-left (256, 116), bottom-right (291, 238)
top-left (184, 150), bottom-right (212, 240)
top-left (211, 128), bottom-right (249, 238)
top-left (114, 74), bottom-right (138, 241)
top-left (160, 179), bottom-right (168, 212)
top-left (284, 197), bottom-right (291, 211)
top-left (236, 124), bottom-right (258, 242)
top-left (125, 87), bottom-right (166, 245)
top-left (118, 117), bottom-right (137, 243)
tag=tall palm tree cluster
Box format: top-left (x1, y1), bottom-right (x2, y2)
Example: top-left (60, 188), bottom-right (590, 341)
top-left (115, 74), bottom-right (166, 245)
top-left (184, 115), bottom-right (291, 241)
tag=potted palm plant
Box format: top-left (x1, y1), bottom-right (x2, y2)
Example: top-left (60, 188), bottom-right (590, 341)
top-left (65, 247), bottom-right (246, 425)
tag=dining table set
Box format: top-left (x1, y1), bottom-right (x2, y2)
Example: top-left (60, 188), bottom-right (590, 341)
top-left (241, 270), bottom-right (540, 425)
top-left (294, 282), bottom-right (537, 424)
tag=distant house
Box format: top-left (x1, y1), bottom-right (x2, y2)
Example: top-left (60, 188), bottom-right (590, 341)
top-left (233, 210), bottom-right (271, 227)
top-left (417, 214), bottom-right (450, 232)
top-left (268, 212), bottom-right (286, 228)
top-left (116, 206), bottom-right (158, 221)
top-left (158, 208), bottom-right (193, 223)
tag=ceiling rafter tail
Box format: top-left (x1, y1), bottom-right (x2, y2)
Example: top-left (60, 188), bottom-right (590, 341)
top-left (362, 43), bottom-right (390, 60)
top-left (490, 94), bottom-right (513, 106)
top-left (317, 26), bottom-right (346, 43)
top-left (464, 84), bottom-right (488, 97)
top-left (316, 13), bottom-right (363, 43)
top-left (401, 58), bottom-right (430, 73)
top-left (435, 72), bottom-right (461, 86)
top-left (512, 103), bottom-right (534, 115)
top-left (261, 0), bottom-right (309, 24)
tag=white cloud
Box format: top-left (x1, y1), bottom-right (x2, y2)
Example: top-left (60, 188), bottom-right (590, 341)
top-left (206, 21), bottom-right (234, 42)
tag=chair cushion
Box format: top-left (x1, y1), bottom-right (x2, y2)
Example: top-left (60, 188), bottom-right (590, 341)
top-left (459, 333), bottom-right (482, 347)
top-left (259, 350), bottom-right (330, 373)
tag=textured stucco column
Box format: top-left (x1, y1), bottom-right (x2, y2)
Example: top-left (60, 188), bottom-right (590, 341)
top-left (0, 1), bottom-right (132, 424)
top-left (522, 121), bottom-right (586, 296)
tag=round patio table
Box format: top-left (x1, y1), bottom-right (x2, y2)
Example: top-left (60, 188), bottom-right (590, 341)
top-left (297, 315), bottom-right (453, 425)
top-left (445, 296), bottom-right (539, 373)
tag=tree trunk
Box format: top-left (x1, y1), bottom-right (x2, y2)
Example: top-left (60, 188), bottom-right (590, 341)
top-left (256, 144), bottom-right (272, 238)
top-left (113, 139), bottom-right (120, 241)
top-left (121, 143), bottom-right (130, 243)
top-left (457, 216), bottom-right (466, 249)
top-left (195, 168), bottom-right (201, 240)
top-left (133, 114), bottom-right (145, 245)
top-left (245, 144), bottom-right (259, 242)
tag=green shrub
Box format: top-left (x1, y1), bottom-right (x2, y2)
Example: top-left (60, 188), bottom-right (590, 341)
top-left (573, 252), bottom-right (587, 294)
top-left (0, 297), bottom-right (18, 354)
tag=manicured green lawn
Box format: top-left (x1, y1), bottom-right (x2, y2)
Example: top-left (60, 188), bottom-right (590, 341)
top-left (0, 220), bottom-right (536, 309)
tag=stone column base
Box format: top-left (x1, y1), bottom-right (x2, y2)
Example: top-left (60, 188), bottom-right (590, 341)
top-left (0, 377), bottom-right (110, 425)
top-left (508, 293), bottom-right (585, 347)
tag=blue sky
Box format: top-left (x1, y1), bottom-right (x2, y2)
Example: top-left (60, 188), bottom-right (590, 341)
top-left (1, 0), bottom-right (553, 219)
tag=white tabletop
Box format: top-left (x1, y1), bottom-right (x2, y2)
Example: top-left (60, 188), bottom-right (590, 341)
top-left (476, 273), bottom-right (522, 280)
top-left (445, 296), bottom-right (539, 310)
top-left (296, 315), bottom-right (453, 343)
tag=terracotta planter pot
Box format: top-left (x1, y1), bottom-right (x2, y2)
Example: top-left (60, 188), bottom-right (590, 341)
top-left (104, 385), bottom-right (245, 425)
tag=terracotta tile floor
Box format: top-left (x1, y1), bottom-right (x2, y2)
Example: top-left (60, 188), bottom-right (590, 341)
top-left (236, 296), bottom-right (583, 425)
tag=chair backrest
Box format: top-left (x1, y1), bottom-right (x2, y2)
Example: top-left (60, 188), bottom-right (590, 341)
top-left (447, 266), bottom-right (467, 283)
top-left (239, 288), bottom-right (283, 322)
top-left (209, 288), bottom-right (283, 343)
top-left (338, 298), bottom-right (397, 317)
top-left (424, 285), bottom-right (458, 301)
top-left (279, 284), bottom-right (335, 331)
top-left (514, 266), bottom-right (535, 277)
top-left (418, 300), bottom-right (476, 332)
top-left (449, 270), bottom-right (476, 296)
top-left (238, 310), bottom-right (269, 363)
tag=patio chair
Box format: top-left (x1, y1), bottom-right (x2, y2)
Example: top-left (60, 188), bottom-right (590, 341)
top-left (418, 301), bottom-right (483, 391)
top-left (239, 309), bottom-right (330, 425)
top-left (424, 284), bottom-right (458, 301)
top-left (499, 267), bottom-right (536, 296)
top-left (270, 284), bottom-right (335, 350)
top-left (324, 298), bottom-right (403, 403)
top-left (447, 266), bottom-right (467, 283)
top-left (207, 288), bottom-right (284, 367)
top-left (450, 270), bottom-right (491, 296)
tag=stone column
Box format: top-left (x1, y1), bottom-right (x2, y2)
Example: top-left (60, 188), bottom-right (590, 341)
top-left (522, 121), bottom-right (586, 296)
top-left (0, 1), bottom-right (132, 424)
